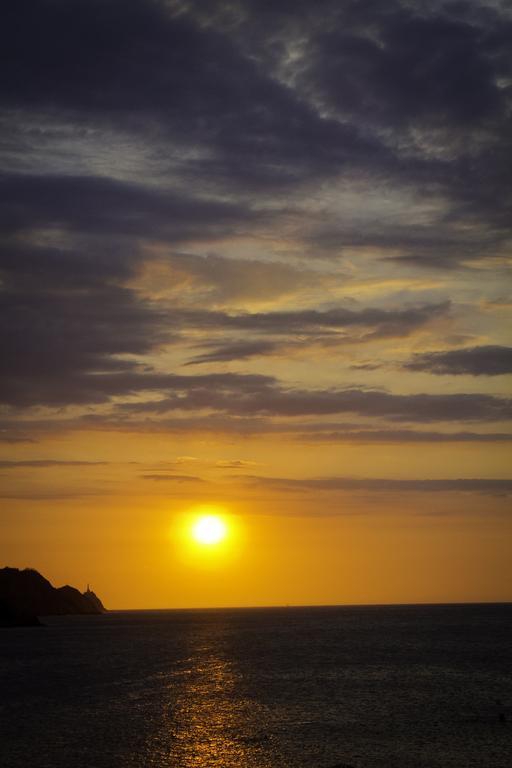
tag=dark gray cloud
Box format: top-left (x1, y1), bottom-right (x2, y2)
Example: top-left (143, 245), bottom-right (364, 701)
top-left (0, 346), bottom-right (275, 408)
top-left (307, 222), bottom-right (511, 269)
top-left (205, 0), bottom-right (512, 251)
top-left (2, 0), bottom-right (510, 227)
top-left (0, 239), bottom-right (171, 406)
top-left (186, 303), bottom-right (449, 335)
top-left (2, 414), bottom-right (511, 443)
top-left (184, 302), bottom-right (449, 363)
top-left (244, 475), bottom-right (512, 495)
top-left (0, 460), bottom-right (107, 470)
top-left (0, 433), bottom-right (35, 443)
top-left (214, 459), bottom-right (258, 469)
top-left (0, 234), bottom-right (448, 407)
top-left (0, 489), bottom-right (109, 500)
top-left (0, 173), bottom-right (258, 243)
top-left (140, 474), bottom-right (204, 482)
top-left (123, 381), bottom-right (512, 423)
top-left (178, 301), bottom-right (448, 335)
top-left (0, 0), bottom-right (379, 191)
top-left (187, 340), bottom-right (280, 365)
top-left (296, 429), bottom-right (512, 443)
top-left (404, 346), bottom-right (512, 376)
top-left (0, 238), bottom-right (138, 287)
top-left (305, 7), bottom-right (506, 127)
top-left (8, 360), bottom-right (510, 421)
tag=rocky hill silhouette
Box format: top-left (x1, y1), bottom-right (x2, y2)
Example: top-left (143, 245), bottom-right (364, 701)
top-left (0, 567), bottom-right (106, 626)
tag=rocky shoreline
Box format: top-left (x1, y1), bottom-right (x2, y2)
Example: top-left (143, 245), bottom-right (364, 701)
top-left (0, 567), bottom-right (106, 627)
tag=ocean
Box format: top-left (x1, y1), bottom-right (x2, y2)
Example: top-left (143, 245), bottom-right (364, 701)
top-left (0, 604), bottom-right (511, 767)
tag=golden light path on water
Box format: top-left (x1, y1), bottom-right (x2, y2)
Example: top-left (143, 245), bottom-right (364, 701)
top-left (141, 618), bottom-right (267, 767)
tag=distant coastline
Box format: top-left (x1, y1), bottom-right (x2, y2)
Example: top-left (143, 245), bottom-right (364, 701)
top-left (0, 567), bottom-right (106, 627)
top-left (103, 600), bottom-right (512, 612)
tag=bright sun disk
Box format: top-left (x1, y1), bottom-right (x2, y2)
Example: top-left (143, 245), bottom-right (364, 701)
top-left (192, 514), bottom-right (227, 545)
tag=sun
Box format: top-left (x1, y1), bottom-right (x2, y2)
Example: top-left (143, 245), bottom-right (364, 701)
top-left (192, 514), bottom-right (227, 546)
top-left (174, 506), bottom-right (241, 566)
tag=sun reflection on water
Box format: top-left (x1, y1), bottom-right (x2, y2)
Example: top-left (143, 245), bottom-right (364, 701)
top-left (143, 622), bottom-right (272, 767)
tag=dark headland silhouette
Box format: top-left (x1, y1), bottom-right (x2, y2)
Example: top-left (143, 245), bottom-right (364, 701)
top-left (0, 567), bottom-right (106, 626)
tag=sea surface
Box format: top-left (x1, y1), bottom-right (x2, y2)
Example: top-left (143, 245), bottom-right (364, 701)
top-left (0, 604), bottom-right (511, 767)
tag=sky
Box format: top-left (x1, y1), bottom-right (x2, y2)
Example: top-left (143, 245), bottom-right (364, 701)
top-left (1, 0), bottom-right (511, 609)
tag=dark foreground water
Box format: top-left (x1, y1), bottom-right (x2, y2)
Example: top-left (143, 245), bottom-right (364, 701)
top-left (1, 604), bottom-right (511, 767)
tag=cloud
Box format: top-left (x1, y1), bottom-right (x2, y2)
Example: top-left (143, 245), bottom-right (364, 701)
top-left (184, 302), bottom-right (450, 365)
top-left (210, 0), bottom-right (512, 259)
top-left (297, 0), bottom-right (512, 221)
top-left (145, 456), bottom-right (258, 470)
top-left (0, 173), bottom-right (259, 243)
top-left (2, 415), bottom-right (511, 443)
top-left (183, 301), bottom-right (450, 363)
top-left (295, 429), bottom-right (512, 443)
top-left (0, 460), bottom-right (107, 469)
top-left (1, 0), bottom-right (379, 192)
top-left (243, 475), bottom-right (512, 495)
top-left (122, 380), bottom-right (512, 423)
top-left (187, 340), bottom-right (280, 365)
top-left (0, 0), bottom-right (510, 449)
top-left (0, 240), bottom-right (171, 406)
top-left (305, 6), bottom-right (506, 127)
top-left (307, 221), bottom-right (511, 269)
top-left (0, 490), bottom-right (108, 500)
top-left (0, 433), bottom-right (35, 443)
top-left (214, 459), bottom-right (259, 469)
top-left (140, 474), bottom-right (205, 482)
top-left (0, 236), bottom-right (450, 407)
top-left (404, 345), bottom-right (512, 376)
top-left (179, 302), bottom-right (450, 334)
top-left (3, 0), bottom-right (510, 243)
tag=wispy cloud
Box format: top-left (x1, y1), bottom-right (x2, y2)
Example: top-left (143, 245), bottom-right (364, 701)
top-left (0, 460), bottom-right (108, 469)
top-left (122, 381), bottom-right (512, 423)
top-left (140, 474), bottom-right (205, 483)
top-left (243, 475), bottom-right (512, 496)
top-left (404, 346), bottom-right (512, 376)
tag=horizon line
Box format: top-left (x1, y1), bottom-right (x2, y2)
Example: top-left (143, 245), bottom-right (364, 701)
top-left (105, 599), bottom-right (512, 612)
